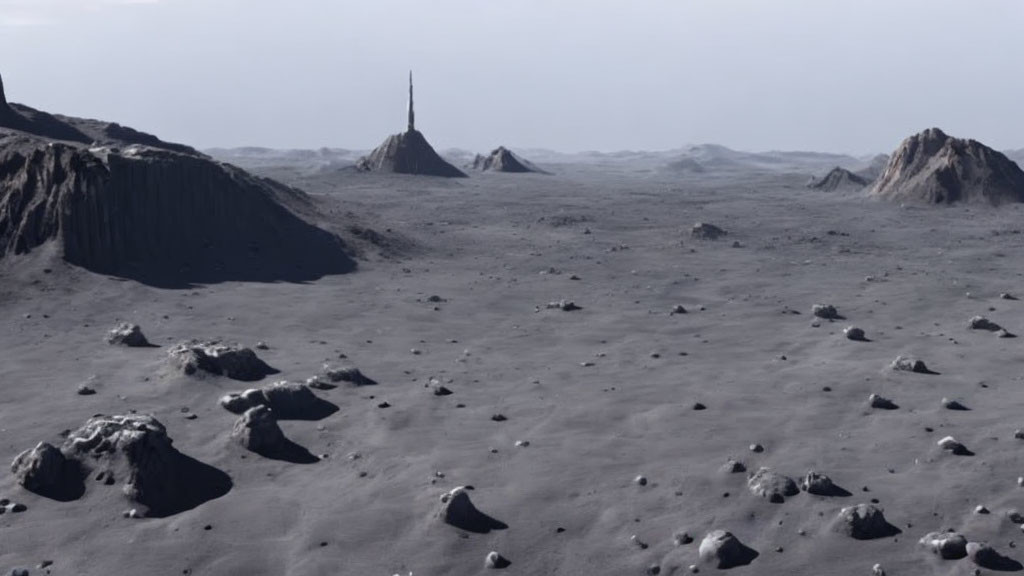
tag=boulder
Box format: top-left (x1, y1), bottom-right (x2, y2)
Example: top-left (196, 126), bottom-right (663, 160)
top-left (698, 530), bottom-right (758, 569)
top-left (919, 531), bottom-right (968, 559)
top-left (11, 443), bottom-right (71, 497)
top-left (106, 323), bottom-right (150, 347)
top-left (231, 406), bottom-right (287, 454)
top-left (691, 222), bottom-right (727, 240)
top-left (832, 504), bottom-right (900, 539)
top-left (747, 467), bottom-right (798, 503)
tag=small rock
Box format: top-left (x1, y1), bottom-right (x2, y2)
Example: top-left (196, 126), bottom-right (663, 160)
top-left (691, 222), bottom-right (727, 240)
top-left (844, 326), bottom-right (866, 341)
top-left (484, 551), bottom-right (510, 569)
top-left (891, 355), bottom-right (932, 374)
top-left (720, 459), bottom-right (746, 474)
top-left (76, 383), bottom-right (96, 396)
top-left (674, 531), bottom-right (695, 545)
top-left (968, 316), bottom-right (1002, 331)
top-left (812, 304), bottom-right (840, 320)
top-left (106, 323), bottom-right (150, 347)
top-left (976, 505), bottom-right (990, 514)
top-left (635, 475), bottom-right (648, 486)
top-left (937, 436), bottom-right (971, 455)
top-left (942, 397), bottom-right (969, 411)
top-left (546, 299), bottom-right (581, 311)
top-left (800, 471), bottom-right (839, 496)
top-left (670, 305), bottom-right (687, 315)
top-left (868, 394), bottom-right (898, 410)
top-left (630, 534), bottom-right (648, 549)
top-left (749, 443), bottom-right (764, 453)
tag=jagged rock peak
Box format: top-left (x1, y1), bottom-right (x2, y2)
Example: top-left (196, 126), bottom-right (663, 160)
top-left (0, 72), bottom-right (7, 107)
top-left (870, 127), bottom-right (1024, 205)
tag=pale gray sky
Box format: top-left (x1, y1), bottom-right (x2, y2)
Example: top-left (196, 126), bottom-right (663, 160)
top-left (0, 0), bottom-right (1021, 154)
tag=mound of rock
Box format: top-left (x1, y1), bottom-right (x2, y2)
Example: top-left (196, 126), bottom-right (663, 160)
top-left (870, 128), bottom-right (1024, 205)
top-left (12, 414), bottom-right (231, 516)
top-left (919, 531), bottom-right (968, 559)
top-left (698, 530), bottom-right (758, 569)
top-left (808, 167), bottom-right (870, 192)
top-left (469, 147), bottom-right (546, 174)
top-left (812, 304), bottom-right (841, 320)
top-left (220, 380), bottom-right (337, 420)
top-left (747, 467), bottom-right (798, 503)
top-left (169, 340), bottom-right (276, 381)
top-left (832, 504), bottom-right (900, 539)
top-left (800, 471), bottom-right (845, 496)
top-left (691, 222), bottom-right (727, 240)
top-left (356, 129), bottom-right (466, 177)
top-left (231, 406), bottom-right (287, 454)
top-left (106, 323), bottom-right (150, 347)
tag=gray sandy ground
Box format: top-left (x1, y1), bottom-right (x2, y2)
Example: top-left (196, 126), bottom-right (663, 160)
top-left (3, 162), bottom-right (1024, 575)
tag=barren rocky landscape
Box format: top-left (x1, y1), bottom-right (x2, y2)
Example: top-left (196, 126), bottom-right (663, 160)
top-left (4, 69), bottom-right (1024, 575)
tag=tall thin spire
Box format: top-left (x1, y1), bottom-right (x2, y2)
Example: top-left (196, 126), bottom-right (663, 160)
top-left (407, 70), bottom-right (415, 132)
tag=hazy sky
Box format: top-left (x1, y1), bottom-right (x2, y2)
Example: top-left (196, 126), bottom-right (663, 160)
top-left (0, 0), bottom-right (1021, 154)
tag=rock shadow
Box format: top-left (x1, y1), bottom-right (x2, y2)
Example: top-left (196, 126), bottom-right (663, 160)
top-left (249, 437), bottom-right (320, 465)
top-left (138, 453), bottom-right (233, 518)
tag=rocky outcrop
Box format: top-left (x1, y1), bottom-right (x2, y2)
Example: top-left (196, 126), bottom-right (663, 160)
top-left (808, 167), bottom-right (870, 191)
top-left (168, 340), bottom-right (277, 381)
top-left (220, 380), bottom-right (338, 420)
top-left (870, 128), bottom-right (1024, 205)
top-left (0, 138), bottom-right (355, 285)
top-left (469, 147), bottom-right (546, 174)
top-left (356, 129), bottom-right (466, 177)
top-left (12, 414), bottom-right (231, 516)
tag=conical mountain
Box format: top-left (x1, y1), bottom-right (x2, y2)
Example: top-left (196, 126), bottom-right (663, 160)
top-left (870, 128), bottom-right (1024, 205)
top-left (808, 167), bottom-right (870, 192)
top-left (469, 146), bottom-right (547, 174)
top-left (356, 129), bottom-right (466, 178)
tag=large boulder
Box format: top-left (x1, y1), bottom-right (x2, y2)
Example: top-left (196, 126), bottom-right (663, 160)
top-left (231, 406), bottom-right (287, 454)
top-left (11, 442), bottom-right (75, 499)
top-left (870, 128), bottom-right (1024, 205)
top-left (698, 530), bottom-right (758, 569)
top-left (919, 531), bottom-right (968, 559)
top-left (438, 486), bottom-right (507, 534)
top-left (832, 504), bottom-right (900, 539)
top-left (747, 467), bottom-right (799, 503)
top-left (106, 323), bottom-right (150, 347)
top-left (220, 381), bottom-right (337, 420)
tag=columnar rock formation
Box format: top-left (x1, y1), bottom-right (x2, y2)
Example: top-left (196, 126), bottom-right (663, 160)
top-left (870, 128), bottom-right (1024, 205)
top-left (356, 73), bottom-right (466, 178)
top-left (0, 73), bottom-right (357, 285)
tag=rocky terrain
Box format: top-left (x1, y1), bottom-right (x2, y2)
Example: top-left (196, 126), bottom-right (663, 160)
top-left (3, 88), bottom-right (1024, 575)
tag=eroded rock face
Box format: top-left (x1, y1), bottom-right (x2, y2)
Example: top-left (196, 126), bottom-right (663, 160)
top-left (169, 340), bottom-right (276, 381)
top-left (0, 139), bottom-right (354, 286)
top-left (870, 128), bottom-right (1024, 205)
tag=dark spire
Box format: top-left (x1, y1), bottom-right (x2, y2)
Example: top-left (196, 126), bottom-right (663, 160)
top-left (403, 70), bottom-right (411, 132)
top-left (0, 71), bottom-right (7, 107)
